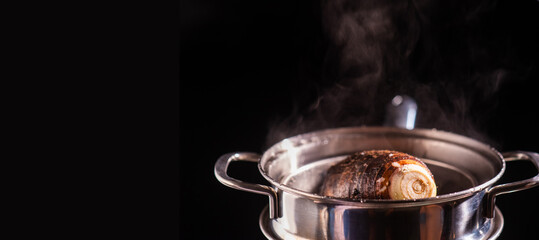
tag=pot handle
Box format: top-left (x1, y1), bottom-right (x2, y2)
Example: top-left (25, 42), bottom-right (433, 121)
top-left (484, 151), bottom-right (539, 218)
top-left (384, 95), bottom-right (417, 130)
top-left (214, 152), bottom-right (279, 219)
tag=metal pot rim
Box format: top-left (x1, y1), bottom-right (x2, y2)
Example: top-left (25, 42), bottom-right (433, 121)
top-left (258, 126), bottom-right (506, 208)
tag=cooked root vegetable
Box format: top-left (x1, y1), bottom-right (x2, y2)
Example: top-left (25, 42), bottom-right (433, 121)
top-left (320, 150), bottom-right (437, 200)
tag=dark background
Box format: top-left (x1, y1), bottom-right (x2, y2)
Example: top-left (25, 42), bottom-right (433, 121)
top-left (179, 0), bottom-right (538, 239)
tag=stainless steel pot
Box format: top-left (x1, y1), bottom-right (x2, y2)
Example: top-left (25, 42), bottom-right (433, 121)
top-left (215, 126), bottom-right (539, 240)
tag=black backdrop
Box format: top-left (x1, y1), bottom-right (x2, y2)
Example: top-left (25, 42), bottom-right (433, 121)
top-left (179, 0), bottom-right (538, 239)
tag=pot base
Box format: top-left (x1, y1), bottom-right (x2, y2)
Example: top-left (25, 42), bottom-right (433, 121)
top-left (259, 205), bottom-right (504, 240)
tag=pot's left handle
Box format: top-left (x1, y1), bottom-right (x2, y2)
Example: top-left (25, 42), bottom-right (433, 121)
top-left (484, 151), bottom-right (539, 218)
top-left (214, 152), bottom-right (279, 219)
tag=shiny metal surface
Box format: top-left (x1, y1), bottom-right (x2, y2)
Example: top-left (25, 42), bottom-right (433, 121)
top-left (273, 187), bottom-right (489, 239)
top-left (483, 151), bottom-right (539, 218)
top-left (384, 95), bottom-right (417, 130)
top-left (214, 127), bottom-right (539, 239)
top-left (259, 205), bottom-right (504, 240)
top-left (214, 152), bottom-right (279, 218)
top-left (260, 127), bottom-right (504, 204)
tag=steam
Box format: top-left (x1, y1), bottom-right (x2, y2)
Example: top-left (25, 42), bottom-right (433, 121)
top-left (266, 0), bottom-right (532, 148)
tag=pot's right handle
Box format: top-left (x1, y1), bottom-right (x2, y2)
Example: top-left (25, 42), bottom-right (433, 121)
top-left (484, 151), bottom-right (539, 218)
top-left (214, 152), bottom-right (279, 219)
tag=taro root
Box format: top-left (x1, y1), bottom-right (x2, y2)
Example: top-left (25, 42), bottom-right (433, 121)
top-left (320, 150), bottom-right (437, 200)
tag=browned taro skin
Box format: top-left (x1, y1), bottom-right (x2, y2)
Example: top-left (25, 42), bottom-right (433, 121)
top-left (320, 150), bottom-right (434, 200)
